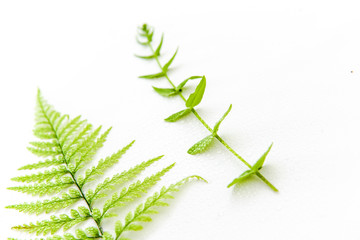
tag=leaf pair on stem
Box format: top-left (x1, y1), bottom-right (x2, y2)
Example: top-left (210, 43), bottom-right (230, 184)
top-left (188, 104), bottom-right (232, 154)
top-left (164, 75), bottom-right (205, 121)
top-left (227, 143), bottom-right (273, 188)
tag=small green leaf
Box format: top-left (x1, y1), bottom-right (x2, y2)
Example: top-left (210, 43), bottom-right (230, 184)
top-left (136, 215), bottom-right (152, 222)
top-left (227, 169), bottom-right (255, 188)
top-left (152, 86), bottom-right (177, 97)
top-left (136, 37), bottom-right (148, 46)
top-left (147, 31), bottom-right (154, 43)
top-left (154, 34), bottom-right (164, 56)
top-left (85, 227), bottom-right (100, 237)
top-left (186, 76), bottom-right (206, 108)
top-left (213, 104), bottom-right (232, 134)
top-left (187, 134), bottom-right (214, 155)
top-left (134, 54), bottom-right (155, 59)
top-left (92, 208), bottom-right (101, 220)
top-left (78, 206), bottom-right (90, 216)
top-left (162, 48), bottom-right (178, 72)
top-left (252, 143), bottom-right (273, 171)
top-left (164, 108), bottom-right (192, 122)
top-left (115, 220), bottom-right (123, 237)
top-left (139, 72), bottom-right (166, 79)
top-left (128, 224), bottom-right (143, 231)
top-left (176, 76), bottom-right (202, 91)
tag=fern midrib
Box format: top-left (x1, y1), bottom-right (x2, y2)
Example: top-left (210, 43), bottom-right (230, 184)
top-left (146, 42), bottom-right (278, 191)
top-left (38, 98), bottom-right (104, 237)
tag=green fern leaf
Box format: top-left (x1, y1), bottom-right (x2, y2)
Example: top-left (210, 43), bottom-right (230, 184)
top-left (101, 163), bottom-right (175, 219)
top-left (114, 175), bottom-right (206, 239)
top-left (27, 146), bottom-right (62, 157)
top-left (6, 189), bottom-right (82, 215)
top-left (74, 127), bottom-right (112, 171)
top-left (62, 123), bottom-right (93, 153)
top-left (7, 90), bottom-right (206, 239)
top-left (12, 207), bottom-right (90, 235)
top-left (11, 166), bottom-right (68, 183)
top-left (87, 155), bottom-right (163, 203)
top-left (80, 140), bottom-right (135, 187)
top-left (57, 115), bottom-right (82, 140)
top-left (8, 176), bottom-right (74, 196)
top-left (18, 157), bottom-right (65, 170)
top-left (28, 140), bottom-right (60, 151)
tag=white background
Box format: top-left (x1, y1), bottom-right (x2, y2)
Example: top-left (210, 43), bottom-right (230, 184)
top-left (1, 1), bottom-right (360, 239)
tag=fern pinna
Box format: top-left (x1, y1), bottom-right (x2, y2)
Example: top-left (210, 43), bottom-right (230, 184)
top-left (7, 90), bottom-right (206, 240)
top-left (136, 24), bottom-right (278, 191)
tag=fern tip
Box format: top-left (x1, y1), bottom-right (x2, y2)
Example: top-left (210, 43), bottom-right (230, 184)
top-left (190, 175), bottom-right (207, 183)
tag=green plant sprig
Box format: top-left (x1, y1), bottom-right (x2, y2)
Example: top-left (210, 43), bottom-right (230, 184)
top-left (136, 24), bottom-right (278, 191)
top-left (7, 90), bottom-right (206, 239)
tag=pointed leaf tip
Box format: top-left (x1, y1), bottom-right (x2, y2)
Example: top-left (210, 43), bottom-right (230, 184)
top-left (187, 134), bottom-right (214, 155)
top-left (154, 34), bottom-right (164, 56)
top-left (252, 143), bottom-right (273, 171)
top-left (152, 86), bottom-right (177, 97)
top-left (213, 104), bottom-right (232, 134)
top-left (139, 72), bottom-right (166, 79)
top-left (176, 76), bottom-right (203, 91)
top-left (164, 108), bottom-right (192, 122)
top-left (135, 54), bottom-right (156, 59)
top-left (163, 48), bottom-right (179, 72)
top-left (186, 76), bottom-right (206, 108)
top-left (227, 169), bottom-right (255, 188)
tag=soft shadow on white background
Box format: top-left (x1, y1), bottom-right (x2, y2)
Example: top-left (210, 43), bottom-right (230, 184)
top-left (1, 1), bottom-right (359, 239)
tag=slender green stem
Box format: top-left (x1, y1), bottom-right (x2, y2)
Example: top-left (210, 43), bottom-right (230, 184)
top-left (39, 99), bottom-right (104, 236)
top-left (146, 42), bottom-right (278, 192)
top-left (255, 172), bottom-right (278, 191)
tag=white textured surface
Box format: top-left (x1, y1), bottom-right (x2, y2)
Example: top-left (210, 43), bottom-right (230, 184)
top-left (1, 1), bottom-right (360, 239)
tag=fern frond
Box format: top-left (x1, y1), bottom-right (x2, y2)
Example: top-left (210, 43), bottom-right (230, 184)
top-left (12, 207), bottom-right (91, 235)
top-left (18, 157), bottom-right (65, 170)
top-left (6, 189), bottom-right (82, 215)
top-left (11, 166), bottom-right (68, 183)
top-left (87, 155), bottom-right (163, 203)
top-left (8, 90), bottom-right (205, 239)
top-left (101, 163), bottom-right (175, 219)
top-left (80, 140), bottom-right (135, 187)
top-left (114, 175), bottom-right (206, 239)
top-left (8, 176), bottom-right (74, 196)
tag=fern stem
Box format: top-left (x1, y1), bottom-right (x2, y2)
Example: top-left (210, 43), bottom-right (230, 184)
top-left (38, 96), bottom-right (105, 237)
top-left (146, 43), bottom-right (277, 191)
top-left (67, 170), bottom-right (104, 235)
